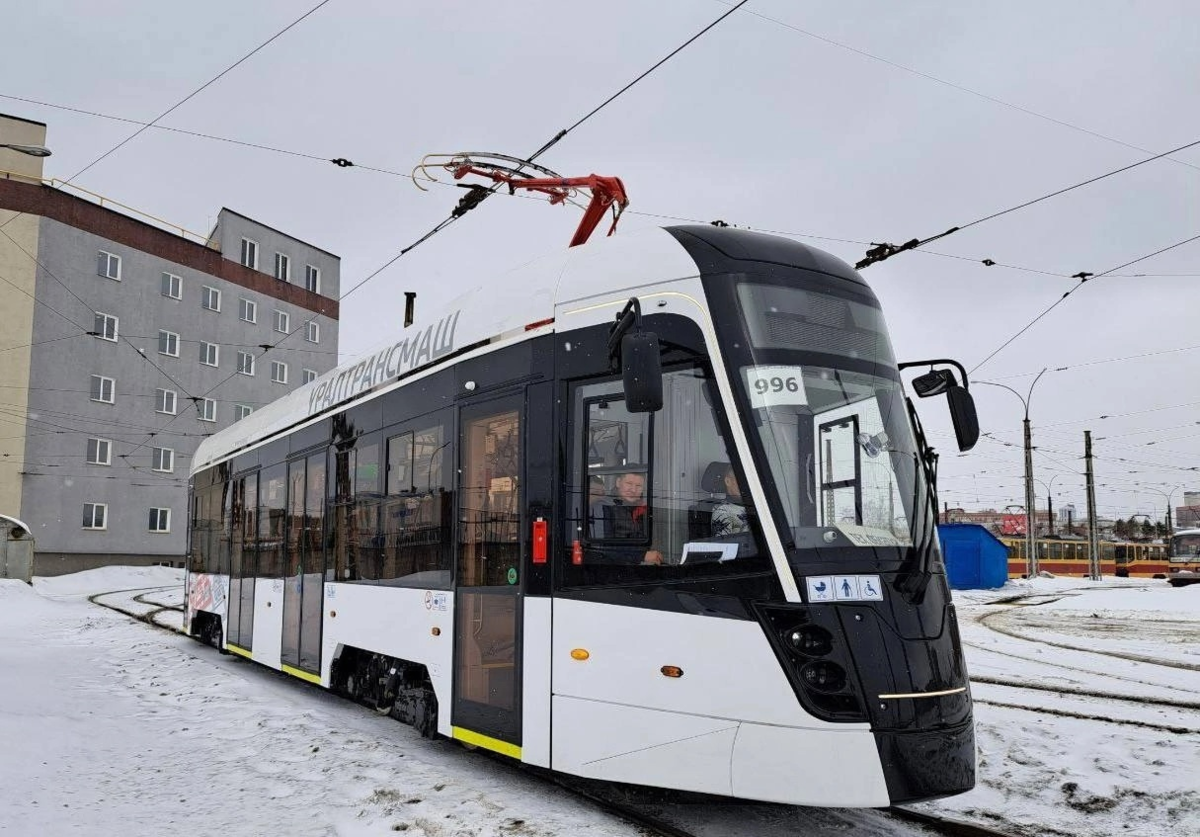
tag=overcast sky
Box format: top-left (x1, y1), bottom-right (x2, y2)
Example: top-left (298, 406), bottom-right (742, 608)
top-left (3, 0), bottom-right (1197, 521)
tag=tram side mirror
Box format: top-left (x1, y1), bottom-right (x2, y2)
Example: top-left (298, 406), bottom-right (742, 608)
top-left (621, 331), bottom-right (663, 412)
top-left (911, 368), bottom-right (956, 398)
top-left (947, 384), bottom-right (979, 452)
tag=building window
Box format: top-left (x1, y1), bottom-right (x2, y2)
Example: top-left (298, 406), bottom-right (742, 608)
top-left (155, 388), bottom-right (177, 415)
top-left (302, 369), bottom-right (317, 385)
top-left (270, 361), bottom-right (288, 384)
top-left (273, 310), bottom-right (290, 333)
top-left (304, 264), bottom-right (320, 294)
top-left (199, 341), bottom-right (219, 367)
top-left (234, 404), bottom-right (253, 421)
top-left (97, 251), bottom-right (121, 281)
top-left (236, 351), bottom-right (255, 376)
top-left (93, 312), bottom-right (118, 342)
top-left (274, 252), bottom-right (290, 282)
top-left (198, 398), bottom-right (217, 422)
top-left (158, 330), bottom-right (180, 357)
top-left (83, 503), bottom-right (108, 530)
top-left (161, 272), bottom-right (182, 299)
top-left (241, 238), bottom-right (258, 270)
top-left (201, 286), bottom-right (221, 312)
top-left (148, 507), bottom-right (171, 533)
top-left (86, 438), bottom-right (112, 466)
top-left (90, 375), bottom-right (115, 404)
top-left (151, 447), bottom-right (175, 473)
top-left (239, 298), bottom-right (257, 323)
top-left (305, 321), bottom-right (320, 343)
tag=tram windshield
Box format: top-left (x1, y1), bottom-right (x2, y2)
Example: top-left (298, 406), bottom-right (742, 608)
top-left (725, 280), bottom-right (933, 561)
top-left (1169, 532), bottom-right (1200, 561)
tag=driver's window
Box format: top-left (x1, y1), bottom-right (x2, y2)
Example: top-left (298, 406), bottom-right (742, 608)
top-left (563, 367), bottom-right (766, 585)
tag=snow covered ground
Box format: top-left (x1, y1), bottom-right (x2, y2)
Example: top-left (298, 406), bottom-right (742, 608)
top-left (1, 568), bottom-right (1196, 837)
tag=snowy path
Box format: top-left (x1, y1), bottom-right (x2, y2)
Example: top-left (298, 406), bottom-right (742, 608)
top-left (3, 569), bottom-right (1198, 837)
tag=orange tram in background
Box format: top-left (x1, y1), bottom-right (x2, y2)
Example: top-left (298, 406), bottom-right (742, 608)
top-left (997, 538), bottom-right (1177, 578)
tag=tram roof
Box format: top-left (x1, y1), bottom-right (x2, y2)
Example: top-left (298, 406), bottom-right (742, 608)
top-left (190, 225), bottom-right (864, 475)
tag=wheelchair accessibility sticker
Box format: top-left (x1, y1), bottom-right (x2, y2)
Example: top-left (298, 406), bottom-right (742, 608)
top-left (806, 575), bottom-right (883, 602)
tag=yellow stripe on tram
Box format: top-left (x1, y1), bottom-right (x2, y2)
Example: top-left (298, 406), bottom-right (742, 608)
top-left (227, 644), bottom-right (253, 660)
top-left (452, 726), bottom-right (522, 759)
top-left (282, 664), bottom-right (322, 685)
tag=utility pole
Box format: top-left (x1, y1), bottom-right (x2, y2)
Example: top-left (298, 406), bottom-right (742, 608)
top-left (1084, 431), bottom-right (1101, 580)
top-left (1047, 491), bottom-right (1054, 537)
top-left (1024, 414), bottom-right (1038, 576)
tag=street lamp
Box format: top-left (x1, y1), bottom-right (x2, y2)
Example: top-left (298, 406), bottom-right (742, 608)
top-left (0, 142), bottom-right (52, 158)
top-left (1139, 485), bottom-right (1184, 537)
top-left (978, 368), bottom-right (1047, 577)
top-left (1034, 474), bottom-right (1063, 536)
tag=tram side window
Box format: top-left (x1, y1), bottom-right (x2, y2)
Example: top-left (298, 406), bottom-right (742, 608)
top-left (331, 432), bottom-right (385, 582)
top-left (377, 419), bottom-right (453, 588)
top-left (231, 473), bottom-right (258, 578)
top-left (562, 367), bottom-right (766, 585)
top-left (258, 465), bottom-right (287, 577)
top-left (188, 468), bottom-right (229, 576)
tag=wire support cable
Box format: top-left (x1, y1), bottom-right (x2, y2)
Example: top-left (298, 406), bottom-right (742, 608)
top-left (969, 231), bottom-right (1200, 374)
top-left (0, 1), bottom-right (332, 237)
top-left (855, 136), bottom-right (1200, 270)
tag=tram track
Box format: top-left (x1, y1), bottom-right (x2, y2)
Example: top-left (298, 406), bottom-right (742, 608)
top-left (974, 592), bottom-right (1200, 671)
top-left (81, 588), bottom-right (1132, 836)
top-left (969, 673), bottom-right (1200, 711)
top-left (551, 777), bottom-right (1025, 837)
top-left (971, 696), bottom-right (1197, 735)
top-left (487, 756), bottom-right (1025, 837)
top-left (977, 608), bottom-right (1200, 673)
top-left (961, 639), bottom-right (1199, 697)
top-left (88, 584), bottom-right (183, 631)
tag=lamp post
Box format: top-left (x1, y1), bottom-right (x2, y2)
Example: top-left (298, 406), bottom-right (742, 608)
top-left (0, 142), bottom-right (52, 158)
top-left (1138, 485), bottom-right (1183, 538)
top-left (1034, 475), bottom-right (1063, 536)
top-left (978, 369), bottom-right (1047, 577)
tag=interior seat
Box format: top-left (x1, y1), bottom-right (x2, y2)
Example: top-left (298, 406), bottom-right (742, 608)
top-left (687, 461), bottom-right (729, 540)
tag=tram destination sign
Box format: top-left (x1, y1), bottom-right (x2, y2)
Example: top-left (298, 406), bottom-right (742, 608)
top-left (306, 310), bottom-right (461, 417)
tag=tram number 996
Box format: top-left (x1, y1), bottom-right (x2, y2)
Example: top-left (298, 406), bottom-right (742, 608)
top-left (753, 376), bottom-right (800, 395)
top-left (744, 365), bottom-right (808, 408)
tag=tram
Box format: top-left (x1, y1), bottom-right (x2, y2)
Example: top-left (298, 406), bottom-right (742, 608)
top-left (1168, 528), bottom-right (1200, 573)
top-left (186, 222), bottom-right (980, 807)
top-left (999, 537), bottom-right (1174, 578)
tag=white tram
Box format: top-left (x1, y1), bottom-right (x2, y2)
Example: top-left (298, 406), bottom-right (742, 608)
top-left (186, 224), bottom-right (980, 807)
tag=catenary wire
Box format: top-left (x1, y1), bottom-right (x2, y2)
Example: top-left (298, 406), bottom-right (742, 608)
top-left (338, 0), bottom-right (748, 299)
top-left (721, 2), bottom-right (1200, 174)
top-left (0, 1), bottom-right (333, 239)
top-left (969, 231), bottom-right (1200, 374)
top-left (855, 137), bottom-right (1200, 269)
top-left (11, 90), bottom-right (1191, 287)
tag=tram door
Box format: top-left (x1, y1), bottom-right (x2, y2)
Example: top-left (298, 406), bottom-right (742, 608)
top-left (453, 395), bottom-right (524, 750)
top-left (227, 472), bottom-right (257, 651)
top-left (281, 451), bottom-right (326, 674)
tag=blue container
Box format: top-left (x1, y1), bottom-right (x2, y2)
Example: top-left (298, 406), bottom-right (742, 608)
top-left (937, 523), bottom-right (1009, 589)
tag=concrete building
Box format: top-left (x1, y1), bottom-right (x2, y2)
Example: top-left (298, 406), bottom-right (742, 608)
top-left (0, 113), bottom-right (340, 574)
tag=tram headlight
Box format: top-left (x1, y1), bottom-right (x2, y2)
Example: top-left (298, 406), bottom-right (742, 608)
top-left (784, 625), bottom-right (833, 657)
top-left (800, 661), bottom-right (847, 693)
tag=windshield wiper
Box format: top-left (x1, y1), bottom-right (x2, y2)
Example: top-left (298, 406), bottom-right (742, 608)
top-left (895, 398), bottom-right (939, 601)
